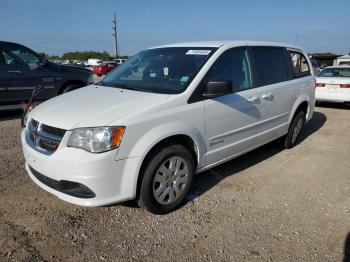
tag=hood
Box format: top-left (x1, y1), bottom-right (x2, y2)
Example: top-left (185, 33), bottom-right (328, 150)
top-left (31, 85), bottom-right (170, 130)
top-left (51, 62), bottom-right (92, 75)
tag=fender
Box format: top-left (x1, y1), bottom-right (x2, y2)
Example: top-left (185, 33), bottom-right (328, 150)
top-left (122, 121), bottom-right (206, 166)
top-left (288, 93), bottom-right (310, 124)
top-left (117, 121), bottom-right (206, 198)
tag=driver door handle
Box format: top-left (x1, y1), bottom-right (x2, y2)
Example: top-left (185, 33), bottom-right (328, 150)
top-left (261, 92), bottom-right (273, 100)
top-left (8, 70), bottom-right (22, 74)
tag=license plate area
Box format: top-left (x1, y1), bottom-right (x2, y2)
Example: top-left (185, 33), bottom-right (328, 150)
top-left (326, 84), bottom-right (339, 90)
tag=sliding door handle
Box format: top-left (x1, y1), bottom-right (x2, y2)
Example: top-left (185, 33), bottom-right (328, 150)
top-left (261, 92), bottom-right (273, 100)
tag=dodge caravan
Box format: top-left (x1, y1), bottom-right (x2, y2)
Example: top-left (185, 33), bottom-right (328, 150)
top-left (21, 41), bottom-right (315, 214)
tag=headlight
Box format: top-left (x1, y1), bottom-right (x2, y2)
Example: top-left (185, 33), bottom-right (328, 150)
top-left (21, 102), bottom-right (40, 127)
top-left (22, 112), bottom-right (31, 128)
top-left (68, 127), bottom-right (125, 153)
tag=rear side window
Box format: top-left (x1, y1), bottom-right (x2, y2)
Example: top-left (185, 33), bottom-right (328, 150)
top-left (289, 51), bottom-right (311, 77)
top-left (251, 47), bottom-right (288, 86)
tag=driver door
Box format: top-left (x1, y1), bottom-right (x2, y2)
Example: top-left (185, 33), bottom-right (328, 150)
top-left (202, 47), bottom-right (266, 166)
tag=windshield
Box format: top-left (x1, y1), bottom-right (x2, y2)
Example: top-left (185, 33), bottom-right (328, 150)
top-left (318, 67), bottom-right (350, 78)
top-left (100, 47), bottom-right (217, 94)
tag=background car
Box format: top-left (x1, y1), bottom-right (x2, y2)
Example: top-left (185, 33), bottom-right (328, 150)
top-left (92, 62), bottom-right (116, 76)
top-left (315, 66), bottom-right (350, 103)
top-left (0, 41), bottom-right (93, 110)
top-left (115, 58), bottom-right (127, 65)
top-left (333, 55), bottom-right (350, 66)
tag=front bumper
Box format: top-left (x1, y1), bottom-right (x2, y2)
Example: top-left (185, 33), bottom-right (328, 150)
top-left (21, 129), bottom-right (140, 207)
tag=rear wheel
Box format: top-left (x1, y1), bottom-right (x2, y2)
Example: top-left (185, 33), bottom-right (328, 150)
top-left (137, 144), bottom-right (194, 214)
top-left (282, 111), bottom-right (305, 149)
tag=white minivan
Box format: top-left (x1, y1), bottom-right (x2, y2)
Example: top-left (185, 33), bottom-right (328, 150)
top-left (22, 41), bottom-right (315, 214)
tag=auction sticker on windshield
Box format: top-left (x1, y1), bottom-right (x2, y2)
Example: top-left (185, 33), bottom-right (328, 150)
top-left (186, 50), bottom-right (211, 55)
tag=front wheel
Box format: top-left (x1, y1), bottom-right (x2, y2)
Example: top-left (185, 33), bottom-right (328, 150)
top-left (282, 111), bottom-right (305, 149)
top-left (137, 144), bottom-right (194, 214)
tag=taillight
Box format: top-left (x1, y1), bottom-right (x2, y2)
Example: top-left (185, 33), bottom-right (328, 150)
top-left (315, 83), bottom-right (325, 88)
top-left (340, 84), bottom-right (350, 88)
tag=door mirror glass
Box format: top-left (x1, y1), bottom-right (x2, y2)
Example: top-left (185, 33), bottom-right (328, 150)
top-left (203, 80), bottom-right (233, 98)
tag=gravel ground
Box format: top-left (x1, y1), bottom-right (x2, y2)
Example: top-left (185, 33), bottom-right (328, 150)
top-left (0, 104), bottom-right (349, 262)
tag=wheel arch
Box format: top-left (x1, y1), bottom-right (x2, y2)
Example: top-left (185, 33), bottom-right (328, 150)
top-left (289, 96), bottom-right (310, 124)
top-left (134, 133), bottom-right (201, 201)
top-left (58, 80), bottom-right (86, 94)
top-left (120, 122), bottom-right (206, 200)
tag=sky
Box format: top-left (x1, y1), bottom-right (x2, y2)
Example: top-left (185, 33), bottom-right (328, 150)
top-left (0, 0), bottom-right (349, 56)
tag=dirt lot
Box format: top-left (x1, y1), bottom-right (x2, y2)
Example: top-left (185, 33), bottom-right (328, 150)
top-left (0, 104), bottom-right (349, 262)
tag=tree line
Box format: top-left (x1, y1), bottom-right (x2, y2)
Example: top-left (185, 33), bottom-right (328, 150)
top-left (39, 51), bottom-right (128, 61)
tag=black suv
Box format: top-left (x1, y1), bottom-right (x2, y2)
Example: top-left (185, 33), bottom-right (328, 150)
top-left (0, 41), bottom-right (93, 110)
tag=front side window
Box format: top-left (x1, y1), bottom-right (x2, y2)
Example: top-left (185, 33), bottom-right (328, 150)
top-left (100, 47), bottom-right (217, 94)
top-left (5, 45), bottom-right (40, 65)
top-left (318, 67), bottom-right (350, 78)
top-left (251, 47), bottom-right (289, 86)
top-left (289, 51), bottom-right (310, 77)
top-left (1, 50), bottom-right (16, 65)
top-left (203, 47), bottom-right (252, 91)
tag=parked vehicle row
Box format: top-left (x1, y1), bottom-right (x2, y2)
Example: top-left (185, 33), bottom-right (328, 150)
top-left (333, 55), bottom-right (350, 66)
top-left (22, 41), bottom-right (315, 214)
top-left (51, 58), bottom-right (127, 69)
top-left (92, 62), bottom-right (116, 76)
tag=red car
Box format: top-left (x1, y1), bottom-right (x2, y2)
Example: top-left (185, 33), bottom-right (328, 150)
top-left (93, 62), bottom-right (117, 76)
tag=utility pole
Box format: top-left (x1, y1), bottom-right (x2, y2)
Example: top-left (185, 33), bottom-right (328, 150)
top-left (112, 13), bottom-right (118, 58)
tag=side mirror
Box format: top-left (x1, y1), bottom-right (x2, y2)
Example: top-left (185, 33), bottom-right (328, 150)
top-left (203, 80), bottom-right (233, 98)
top-left (38, 58), bottom-right (47, 67)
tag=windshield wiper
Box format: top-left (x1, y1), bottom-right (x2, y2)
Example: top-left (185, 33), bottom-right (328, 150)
top-left (111, 84), bottom-right (148, 92)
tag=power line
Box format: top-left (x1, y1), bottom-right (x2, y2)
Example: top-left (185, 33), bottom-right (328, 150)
top-left (112, 12), bottom-right (118, 57)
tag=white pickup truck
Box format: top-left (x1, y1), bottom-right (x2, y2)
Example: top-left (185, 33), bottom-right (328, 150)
top-left (86, 58), bottom-right (103, 66)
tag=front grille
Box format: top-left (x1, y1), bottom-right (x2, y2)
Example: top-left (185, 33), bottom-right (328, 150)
top-left (38, 139), bottom-right (59, 151)
top-left (28, 119), bottom-right (66, 153)
top-left (30, 119), bottom-right (39, 130)
top-left (29, 166), bottom-right (96, 199)
top-left (41, 124), bottom-right (66, 137)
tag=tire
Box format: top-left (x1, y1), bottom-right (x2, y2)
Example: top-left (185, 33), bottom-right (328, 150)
top-left (61, 83), bottom-right (84, 94)
top-left (282, 111), bottom-right (306, 149)
top-left (137, 144), bottom-right (195, 214)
